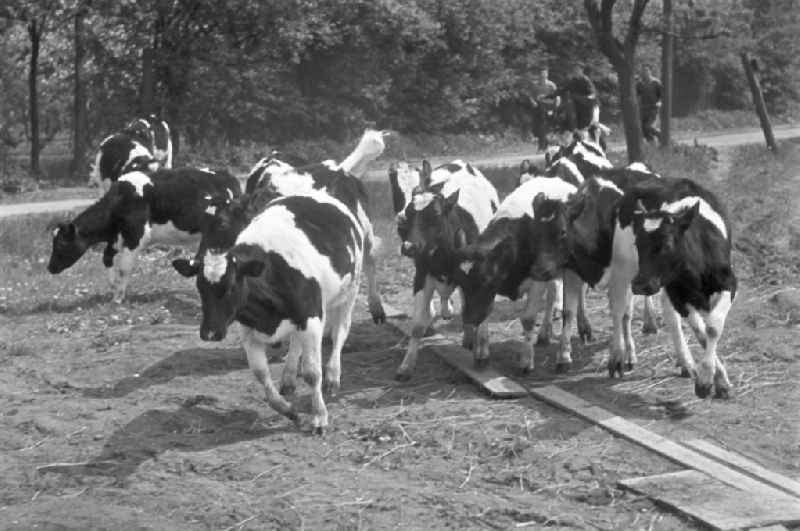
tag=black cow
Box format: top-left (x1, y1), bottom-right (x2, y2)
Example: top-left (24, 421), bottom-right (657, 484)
top-left (172, 191), bottom-right (366, 434)
top-left (394, 160), bottom-right (500, 380)
top-left (49, 167), bottom-right (240, 302)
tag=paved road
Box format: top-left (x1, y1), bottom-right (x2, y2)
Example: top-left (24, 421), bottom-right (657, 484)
top-left (2, 124), bottom-right (798, 219)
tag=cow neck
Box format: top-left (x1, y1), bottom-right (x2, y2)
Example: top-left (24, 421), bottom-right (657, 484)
top-left (496, 218), bottom-right (532, 298)
top-left (418, 206), bottom-right (472, 282)
top-left (74, 193), bottom-right (118, 244)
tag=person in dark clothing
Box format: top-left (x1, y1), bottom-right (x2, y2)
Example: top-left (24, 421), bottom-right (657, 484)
top-left (637, 65), bottom-right (663, 143)
top-left (528, 67), bottom-right (561, 151)
top-left (558, 65), bottom-right (600, 132)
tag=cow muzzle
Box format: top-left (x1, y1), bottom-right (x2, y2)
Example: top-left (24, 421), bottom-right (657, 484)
top-left (400, 241), bottom-right (417, 257)
top-left (200, 327), bottom-right (226, 342)
top-left (631, 274), bottom-right (660, 296)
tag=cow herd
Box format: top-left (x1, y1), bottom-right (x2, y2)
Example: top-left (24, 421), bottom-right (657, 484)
top-left (46, 118), bottom-right (737, 434)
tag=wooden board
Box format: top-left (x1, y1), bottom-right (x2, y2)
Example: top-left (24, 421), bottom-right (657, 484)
top-left (683, 439), bottom-right (800, 500)
top-left (528, 385), bottom-right (797, 500)
top-left (620, 470), bottom-right (800, 531)
top-left (421, 337), bottom-right (528, 398)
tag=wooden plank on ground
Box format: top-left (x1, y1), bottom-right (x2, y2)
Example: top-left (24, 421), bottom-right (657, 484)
top-left (422, 337), bottom-right (528, 398)
top-left (620, 470), bottom-right (800, 531)
top-left (528, 385), bottom-right (796, 499)
top-left (683, 439), bottom-right (800, 500)
top-left (750, 525), bottom-right (789, 531)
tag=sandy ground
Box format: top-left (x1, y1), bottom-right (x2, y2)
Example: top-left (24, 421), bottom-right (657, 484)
top-left (0, 141), bottom-right (798, 530)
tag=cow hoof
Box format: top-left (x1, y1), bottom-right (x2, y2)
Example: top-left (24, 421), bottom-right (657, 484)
top-left (694, 382), bottom-right (713, 399)
top-left (371, 309), bottom-right (386, 324)
top-left (286, 409), bottom-right (300, 423)
top-left (394, 371), bottom-right (412, 382)
top-left (519, 366), bottom-right (533, 376)
top-left (323, 380), bottom-right (340, 397)
top-left (679, 367), bottom-right (692, 378)
top-left (641, 323), bottom-right (658, 335)
top-left (624, 362), bottom-right (634, 372)
top-left (579, 328), bottom-right (594, 343)
top-left (279, 382), bottom-right (296, 398)
top-left (473, 357), bottom-right (489, 370)
top-left (607, 361), bottom-right (623, 378)
top-left (713, 386), bottom-right (731, 400)
top-left (555, 362), bottom-right (571, 374)
top-left (462, 337), bottom-right (475, 350)
top-left (535, 335), bottom-right (550, 346)
top-left (312, 426), bottom-right (325, 436)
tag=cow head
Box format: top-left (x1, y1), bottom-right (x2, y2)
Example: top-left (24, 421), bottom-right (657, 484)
top-left (527, 193), bottom-right (571, 281)
top-left (48, 222), bottom-right (89, 274)
top-left (400, 177), bottom-right (462, 260)
top-left (456, 228), bottom-right (518, 327)
top-left (518, 159), bottom-right (542, 187)
top-left (630, 199), bottom-right (700, 296)
top-left (388, 161), bottom-right (421, 215)
top-left (199, 193), bottom-right (251, 255)
top-left (172, 247), bottom-right (265, 341)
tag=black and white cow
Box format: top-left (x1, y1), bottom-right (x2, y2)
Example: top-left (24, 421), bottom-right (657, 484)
top-left (197, 129), bottom-right (389, 324)
top-left (49, 167), bottom-right (240, 302)
top-left (172, 190), bottom-right (366, 434)
top-left (394, 160), bottom-right (500, 380)
top-left (456, 176), bottom-right (585, 373)
top-left (243, 151), bottom-right (311, 194)
top-left (88, 115), bottom-right (173, 191)
top-left (617, 177), bottom-right (737, 398)
top-left (523, 168), bottom-right (657, 373)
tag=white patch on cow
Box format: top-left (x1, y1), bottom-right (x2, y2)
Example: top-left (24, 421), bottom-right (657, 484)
top-left (203, 251), bottom-right (229, 284)
top-left (519, 173), bottom-right (534, 185)
top-left (539, 213), bottom-right (556, 222)
top-left (337, 129), bottom-right (386, 177)
top-left (626, 162), bottom-right (651, 173)
top-left (88, 150), bottom-right (103, 186)
top-left (394, 162), bottom-right (421, 210)
top-left (595, 177), bottom-right (623, 195)
top-left (494, 177), bottom-right (576, 220)
top-left (52, 227), bottom-right (59, 237)
top-left (643, 217), bottom-right (663, 232)
top-left (591, 105), bottom-right (600, 126)
top-left (125, 141), bottom-right (154, 170)
top-left (205, 205), bottom-right (217, 215)
top-left (661, 196), bottom-right (728, 239)
top-left (119, 171), bottom-right (153, 196)
top-left (459, 261), bottom-right (474, 275)
top-left (412, 191), bottom-right (435, 211)
top-left (436, 164), bottom-right (499, 231)
top-left (270, 171), bottom-right (317, 196)
top-left (574, 142), bottom-right (612, 169)
top-left (226, 188), bottom-right (234, 199)
top-left (237, 190), bottom-right (364, 300)
top-left (322, 159), bottom-right (337, 169)
top-left (552, 158), bottom-right (584, 184)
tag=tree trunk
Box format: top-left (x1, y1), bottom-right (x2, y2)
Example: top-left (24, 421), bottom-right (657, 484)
top-left (140, 47), bottom-right (155, 115)
top-left (740, 52), bottom-right (777, 152)
top-left (71, 10), bottom-right (88, 177)
top-left (28, 18), bottom-right (41, 177)
top-left (660, 0), bottom-right (673, 148)
top-left (618, 62), bottom-right (644, 162)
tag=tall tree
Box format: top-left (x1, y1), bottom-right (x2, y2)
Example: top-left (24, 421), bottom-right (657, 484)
top-left (71, 3), bottom-right (88, 176)
top-left (27, 14), bottom-right (43, 176)
top-left (584, 0), bottom-right (649, 162)
top-left (660, 0), bottom-right (673, 147)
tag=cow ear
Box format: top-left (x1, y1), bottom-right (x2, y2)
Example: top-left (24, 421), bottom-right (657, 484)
top-left (236, 259), bottom-right (265, 278)
top-left (420, 160), bottom-right (432, 189)
top-left (444, 189), bottom-right (460, 211)
top-left (531, 192), bottom-right (548, 216)
top-left (675, 202), bottom-right (700, 233)
top-left (172, 258), bottom-right (199, 278)
top-left (520, 159), bottom-right (531, 174)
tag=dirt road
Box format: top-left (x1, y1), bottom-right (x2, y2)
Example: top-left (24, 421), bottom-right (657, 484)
top-left (2, 125), bottom-right (798, 219)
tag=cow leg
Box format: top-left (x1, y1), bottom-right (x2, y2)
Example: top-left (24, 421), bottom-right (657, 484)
top-left (363, 247), bottom-right (386, 324)
top-left (439, 294), bottom-right (454, 320)
top-left (298, 318), bottom-right (328, 434)
top-left (241, 326), bottom-right (297, 424)
top-left (576, 282), bottom-right (593, 342)
top-left (695, 291), bottom-right (733, 399)
top-left (279, 336), bottom-right (301, 399)
top-left (111, 246), bottom-right (138, 303)
top-left (519, 281), bottom-right (547, 374)
top-left (556, 270), bottom-right (583, 373)
top-left (324, 293), bottom-right (357, 397)
top-left (395, 274), bottom-right (435, 381)
top-left (537, 279), bottom-right (558, 345)
top-left (641, 295), bottom-right (659, 334)
top-left (607, 272), bottom-right (634, 377)
top-left (660, 290), bottom-right (696, 378)
top-left (549, 277), bottom-right (563, 321)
